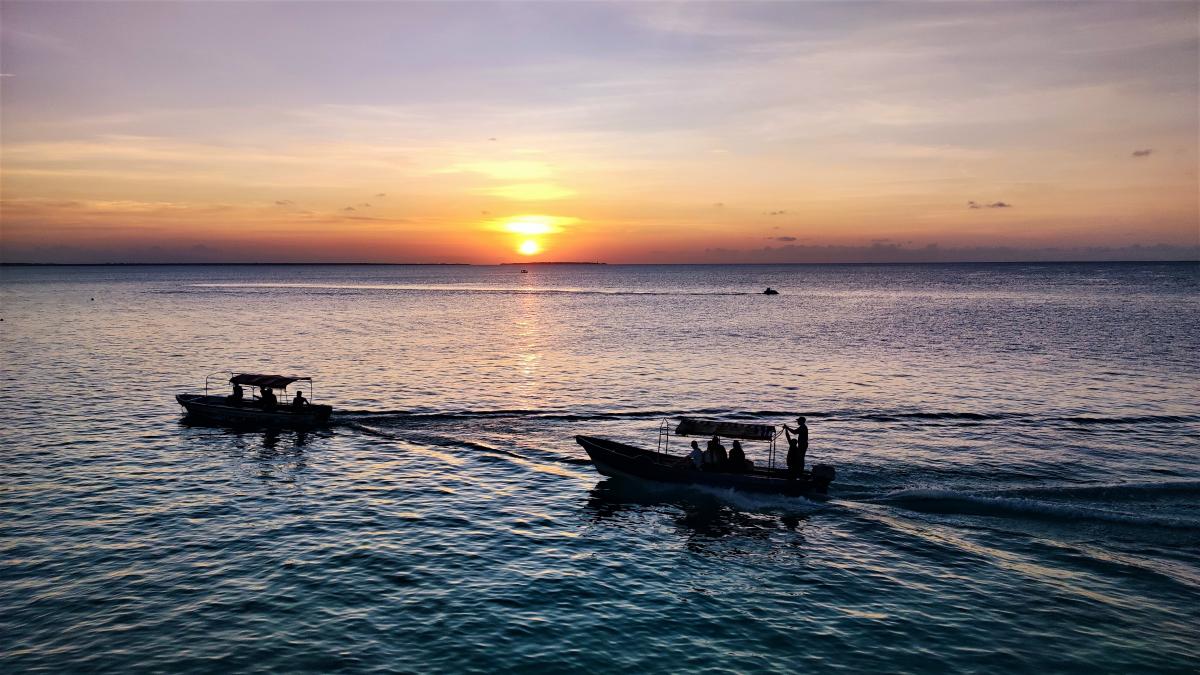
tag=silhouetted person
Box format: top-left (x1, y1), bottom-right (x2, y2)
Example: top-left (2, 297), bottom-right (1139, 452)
top-left (229, 383), bottom-right (244, 404)
top-left (292, 390), bottom-right (309, 407)
top-left (260, 387), bottom-right (277, 409)
top-left (688, 440), bottom-right (703, 468)
top-left (707, 435), bottom-right (727, 470)
top-left (784, 417), bottom-right (809, 478)
top-left (729, 440), bottom-right (746, 473)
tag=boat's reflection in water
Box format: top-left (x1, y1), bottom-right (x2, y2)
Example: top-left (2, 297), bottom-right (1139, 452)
top-left (585, 477), bottom-right (814, 552)
top-left (178, 416), bottom-right (333, 480)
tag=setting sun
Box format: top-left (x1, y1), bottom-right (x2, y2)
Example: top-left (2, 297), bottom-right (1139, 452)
top-left (517, 240), bottom-right (541, 256)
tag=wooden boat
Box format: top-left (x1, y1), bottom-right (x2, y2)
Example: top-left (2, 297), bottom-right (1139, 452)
top-left (176, 372), bottom-right (332, 428)
top-left (576, 417), bottom-right (835, 497)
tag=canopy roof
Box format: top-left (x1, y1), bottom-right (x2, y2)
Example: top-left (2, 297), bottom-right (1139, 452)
top-left (674, 417), bottom-right (776, 441)
top-left (229, 373), bottom-right (310, 389)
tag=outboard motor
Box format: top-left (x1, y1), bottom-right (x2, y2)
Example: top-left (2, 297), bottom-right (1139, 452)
top-left (810, 464), bottom-right (836, 489)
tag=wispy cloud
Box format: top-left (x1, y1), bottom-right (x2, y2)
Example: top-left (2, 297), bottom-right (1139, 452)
top-left (967, 201), bottom-right (1013, 209)
top-left (482, 183), bottom-right (575, 201)
top-left (696, 242), bottom-right (1200, 264)
top-left (441, 161), bottom-right (554, 180)
top-left (1132, 149), bottom-right (1153, 157)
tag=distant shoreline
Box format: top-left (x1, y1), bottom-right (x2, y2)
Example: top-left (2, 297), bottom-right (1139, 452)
top-left (0, 262), bottom-right (474, 267)
top-left (0, 260), bottom-right (1195, 267)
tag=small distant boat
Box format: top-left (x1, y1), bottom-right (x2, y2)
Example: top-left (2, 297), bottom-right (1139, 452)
top-left (576, 417), bottom-right (835, 497)
top-left (176, 372), bottom-right (332, 428)
top-left (520, 269), bottom-right (529, 273)
top-left (763, 287), bottom-right (779, 295)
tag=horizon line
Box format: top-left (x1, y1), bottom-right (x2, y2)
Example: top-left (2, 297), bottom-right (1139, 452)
top-left (2, 259), bottom-right (1197, 267)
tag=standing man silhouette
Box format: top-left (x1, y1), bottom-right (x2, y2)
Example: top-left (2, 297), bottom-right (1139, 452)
top-left (783, 416), bottom-right (809, 478)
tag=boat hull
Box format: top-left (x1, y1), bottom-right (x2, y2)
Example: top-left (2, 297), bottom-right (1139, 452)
top-left (176, 394), bottom-right (332, 429)
top-left (576, 435), bottom-right (832, 497)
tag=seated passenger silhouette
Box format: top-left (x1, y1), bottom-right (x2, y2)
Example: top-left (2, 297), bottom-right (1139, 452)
top-left (292, 390), bottom-right (309, 407)
top-left (259, 387), bottom-right (277, 409)
top-left (706, 435), bottom-right (727, 470)
top-left (228, 383), bottom-right (244, 404)
top-left (688, 440), bottom-right (703, 468)
top-left (729, 440), bottom-right (747, 473)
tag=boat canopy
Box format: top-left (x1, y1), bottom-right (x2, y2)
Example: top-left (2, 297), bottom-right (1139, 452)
top-left (229, 373), bottom-right (310, 389)
top-left (674, 417), bottom-right (775, 441)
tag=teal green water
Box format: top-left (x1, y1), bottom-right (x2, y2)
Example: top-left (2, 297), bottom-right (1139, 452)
top-left (1, 263), bottom-right (1198, 673)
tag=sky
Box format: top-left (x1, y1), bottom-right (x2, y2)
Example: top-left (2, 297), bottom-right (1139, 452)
top-left (1, 1), bottom-right (1197, 264)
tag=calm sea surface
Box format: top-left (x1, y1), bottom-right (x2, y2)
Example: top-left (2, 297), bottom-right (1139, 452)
top-left (1, 262), bottom-right (1198, 673)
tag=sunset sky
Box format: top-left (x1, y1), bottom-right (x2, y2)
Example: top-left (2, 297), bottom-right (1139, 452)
top-left (1, 1), bottom-right (1197, 263)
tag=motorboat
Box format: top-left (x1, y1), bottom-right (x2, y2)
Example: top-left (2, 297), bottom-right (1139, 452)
top-left (176, 372), bottom-right (333, 428)
top-left (576, 417), bottom-right (835, 497)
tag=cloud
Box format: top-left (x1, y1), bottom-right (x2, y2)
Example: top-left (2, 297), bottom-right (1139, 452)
top-left (1132, 149), bottom-right (1153, 157)
top-left (487, 214), bottom-right (580, 235)
top-left (482, 183), bottom-right (575, 201)
top-left (713, 202), bottom-right (725, 208)
top-left (375, 193), bottom-right (387, 197)
top-left (765, 210), bottom-right (787, 216)
top-left (358, 202), bottom-right (372, 207)
top-left (771, 236), bottom-right (798, 242)
top-left (694, 242), bottom-right (1200, 264)
top-left (442, 160), bottom-right (553, 180)
top-left (968, 201), bottom-right (1012, 209)
top-left (275, 200), bottom-right (294, 206)
top-left (342, 206), bottom-right (356, 212)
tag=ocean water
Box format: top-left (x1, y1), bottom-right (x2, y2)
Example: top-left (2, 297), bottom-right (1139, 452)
top-left (1, 262), bottom-right (1198, 673)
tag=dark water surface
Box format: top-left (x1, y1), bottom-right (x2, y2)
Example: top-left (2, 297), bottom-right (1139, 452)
top-left (2, 263), bottom-right (1198, 673)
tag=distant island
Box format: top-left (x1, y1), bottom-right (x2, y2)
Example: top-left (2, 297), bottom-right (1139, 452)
top-left (499, 261), bottom-right (608, 265)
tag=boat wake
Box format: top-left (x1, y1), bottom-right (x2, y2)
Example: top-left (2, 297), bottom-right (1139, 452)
top-left (688, 485), bottom-right (830, 515)
top-left (337, 407), bottom-right (1200, 428)
top-left (338, 408), bottom-right (691, 422)
top-left (189, 282), bottom-right (753, 297)
top-left (337, 407), bottom-right (1198, 529)
top-left (868, 486), bottom-right (1200, 532)
top-left (342, 420), bottom-right (590, 467)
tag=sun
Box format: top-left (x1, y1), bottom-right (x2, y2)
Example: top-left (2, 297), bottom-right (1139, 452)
top-left (518, 239), bottom-right (541, 256)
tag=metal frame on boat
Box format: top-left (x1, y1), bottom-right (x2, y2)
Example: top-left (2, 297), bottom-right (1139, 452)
top-left (578, 416), bottom-right (835, 497)
top-left (177, 371), bottom-right (332, 428)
